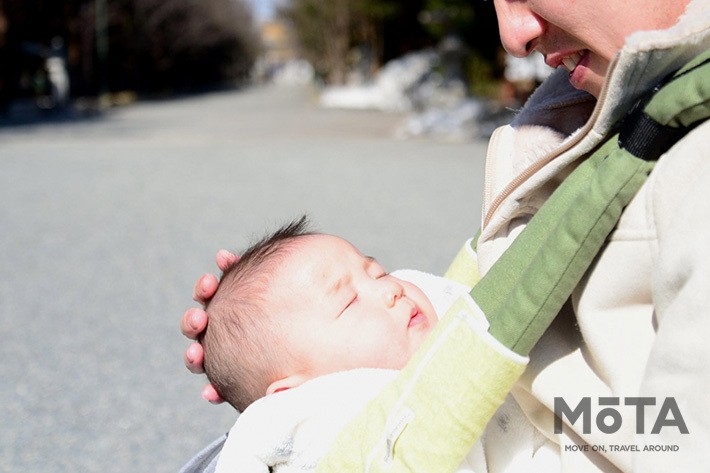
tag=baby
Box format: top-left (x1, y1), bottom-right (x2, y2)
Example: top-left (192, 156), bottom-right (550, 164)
top-left (200, 216), bottom-right (441, 413)
top-left (198, 217), bottom-right (497, 472)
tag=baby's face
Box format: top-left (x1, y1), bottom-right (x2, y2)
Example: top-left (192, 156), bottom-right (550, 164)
top-left (266, 234), bottom-right (437, 381)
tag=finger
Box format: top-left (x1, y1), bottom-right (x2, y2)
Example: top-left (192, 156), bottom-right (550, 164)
top-left (202, 384), bottom-right (224, 404)
top-left (184, 342), bottom-right (206, 374)
top-left (192, 273), bottom-right (219, 304)
top-left (181, 307), bottom-right (208, 339)
top-left (216, 249), bottom-right (239, 272)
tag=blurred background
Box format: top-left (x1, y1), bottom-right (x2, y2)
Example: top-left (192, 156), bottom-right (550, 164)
top-left (0, 1), bottom-right (551, 472)
top-left (0, 0), bottom-right (549, 125)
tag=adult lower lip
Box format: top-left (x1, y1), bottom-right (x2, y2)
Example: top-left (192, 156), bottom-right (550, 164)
top-left (568, 51), bottom-right (590, 89)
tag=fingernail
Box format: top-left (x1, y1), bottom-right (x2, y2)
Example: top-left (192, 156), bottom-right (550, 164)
top-left (198, 275), bottom-right (208, 292)
top-left (186, 344), bottom-right (196, 363)
top-left (190, 312), bottom-right (200, 331)
top-left (202, 386), bottom-right (218, 404)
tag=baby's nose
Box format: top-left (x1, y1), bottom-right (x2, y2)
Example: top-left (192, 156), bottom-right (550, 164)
top-left (382, 279), bottom-right (404, 307)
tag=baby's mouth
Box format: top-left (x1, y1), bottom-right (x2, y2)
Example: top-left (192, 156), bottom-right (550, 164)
top-left (408, 306), bottom-right (426, 328)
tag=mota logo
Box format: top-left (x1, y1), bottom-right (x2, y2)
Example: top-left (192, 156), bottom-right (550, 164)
top-left (554, 397), bottom-right (689, 435)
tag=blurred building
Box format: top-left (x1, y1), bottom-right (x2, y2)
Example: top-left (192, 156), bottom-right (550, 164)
top-left (261, 20), bottom-right (297, 65)
top-left (254, 18), bottom-right (313, 85)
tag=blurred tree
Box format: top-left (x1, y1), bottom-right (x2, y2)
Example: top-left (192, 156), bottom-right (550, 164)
top-left (458, 1), bottom-right (503, 97)
top-left (279, 0), bottom-right (414, 84)
top-left (0, 0), bottom-right (68, 104)
top-left (130, 0), bottom-right (260, 92)
top-left (0, 0), bottom-right (261, 103)
top-left (350, 0), bottom-right (400, 77)
top-left (278, 0), bottom-right (501, 90)
top-left (109, 0), bottom-right (260, 93)
top-left (419, 0), bottom-right (474, 40)
top-left (379, 0), bottom-right (429, 62)
top-left (0, 2), bottom-right (13, 111)
top-left (420, 0), bottom-right (504, 96)
top-left (277, 0), bottom-right (350, 84)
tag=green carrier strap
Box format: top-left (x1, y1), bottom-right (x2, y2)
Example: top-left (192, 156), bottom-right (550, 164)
top-left (475, 50), bottom-right (710, 355)
top-left (318, 49), bottom-right (710, 473)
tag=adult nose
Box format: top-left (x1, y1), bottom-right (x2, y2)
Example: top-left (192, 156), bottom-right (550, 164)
top-left (381, 278), bottom-right (404, 308)
top-left (494, 0), bottom-right (544, 57)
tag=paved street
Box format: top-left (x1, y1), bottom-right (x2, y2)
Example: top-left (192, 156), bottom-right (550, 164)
top-left (0, 85), bottom-right (487, 472)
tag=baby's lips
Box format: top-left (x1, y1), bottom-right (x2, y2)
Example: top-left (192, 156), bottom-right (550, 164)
top-left (407, 304), bottom-right (427, 328)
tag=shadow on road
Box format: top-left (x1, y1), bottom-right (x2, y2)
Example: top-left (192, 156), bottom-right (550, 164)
top-left (0, 99), bottom-right (104, 128)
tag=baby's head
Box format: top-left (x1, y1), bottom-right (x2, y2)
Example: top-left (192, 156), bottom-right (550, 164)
top-left (201, 218), bottom-right (437, 411)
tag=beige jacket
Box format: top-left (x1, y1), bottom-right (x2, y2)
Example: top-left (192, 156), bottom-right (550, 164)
top-left (478, 1), bottom-right (710, 471)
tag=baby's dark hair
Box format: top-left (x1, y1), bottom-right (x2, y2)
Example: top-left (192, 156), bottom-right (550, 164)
top-left (200, 216), bottom-right (315, 411)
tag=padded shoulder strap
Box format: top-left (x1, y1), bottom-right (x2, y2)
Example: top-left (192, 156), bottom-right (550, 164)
top-left (473, 48), bottom-right (710, 355)
top-left (619, 50), bottom-right (710, 161)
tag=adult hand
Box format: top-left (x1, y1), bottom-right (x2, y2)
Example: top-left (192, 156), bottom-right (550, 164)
top-left (181, 250), bottom-right (239, 404)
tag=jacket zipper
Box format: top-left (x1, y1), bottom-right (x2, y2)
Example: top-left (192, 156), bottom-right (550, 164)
top-left (482, 62), bottom-right (617, 228)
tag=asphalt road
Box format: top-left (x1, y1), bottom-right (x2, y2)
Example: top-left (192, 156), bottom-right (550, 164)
top-left (0, 85), bottom-right (487, 472)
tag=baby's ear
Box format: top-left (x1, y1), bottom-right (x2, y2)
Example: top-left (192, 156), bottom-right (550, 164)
top-left (265, 374), bottom-right (309, 396)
